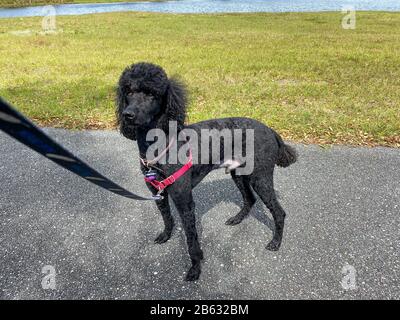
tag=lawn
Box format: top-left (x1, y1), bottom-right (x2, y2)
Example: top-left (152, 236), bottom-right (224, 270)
top-left (0, 0), bottom-right (155, 8)
top-left (0, 12), bottom-right (399, 147)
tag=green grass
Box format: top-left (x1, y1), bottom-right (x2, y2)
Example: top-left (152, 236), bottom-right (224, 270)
top-left (0, 12), bottom-right (399, 146)
top-left (0, 0), bottom-right (158, 8)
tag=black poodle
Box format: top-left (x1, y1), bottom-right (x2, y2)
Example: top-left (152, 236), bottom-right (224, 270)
top-left (116, 62), bottom-right (297, 281)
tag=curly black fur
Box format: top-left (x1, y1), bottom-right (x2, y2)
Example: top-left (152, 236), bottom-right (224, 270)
top-left (116, 62), bottom-right (297, 281)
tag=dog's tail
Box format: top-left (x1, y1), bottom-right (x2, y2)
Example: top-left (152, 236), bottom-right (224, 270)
top-left (273, 130), bottom-right (298, 168)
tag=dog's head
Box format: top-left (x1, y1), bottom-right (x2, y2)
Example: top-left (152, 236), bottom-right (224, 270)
top-left (116, 62), bottom-right (187, 140)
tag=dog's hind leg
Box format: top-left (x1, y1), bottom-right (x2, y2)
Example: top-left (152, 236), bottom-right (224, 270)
top-left (226, 172), bottom-right (256, 225)
top-left (251, 176), bottom-right (286, 251)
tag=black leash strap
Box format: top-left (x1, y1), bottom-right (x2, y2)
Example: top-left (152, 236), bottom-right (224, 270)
top-left (0, 98), bottom-right (161, 201)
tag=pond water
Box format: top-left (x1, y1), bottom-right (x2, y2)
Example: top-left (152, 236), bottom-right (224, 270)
top-left (0, 0), bottom-right (399, 18)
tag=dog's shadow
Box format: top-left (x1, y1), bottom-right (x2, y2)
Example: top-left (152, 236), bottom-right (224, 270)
top-left (169, 175), bottom-right (275, 236)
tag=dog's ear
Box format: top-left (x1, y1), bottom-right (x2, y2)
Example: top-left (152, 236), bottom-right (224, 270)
top-left (116, 84), bottom-right (125, 126)
top-left (116, 81), bottom-right (137, 140)
top-left (160, 77), bottom-right (187, 132)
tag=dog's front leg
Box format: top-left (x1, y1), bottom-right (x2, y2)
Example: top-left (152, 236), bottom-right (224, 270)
top-left (154, 195), bottom-right (174, 244)
top-left (171, 191), bottom-right (203, 281)
top-left (146, 184), bottom-right (174, 244)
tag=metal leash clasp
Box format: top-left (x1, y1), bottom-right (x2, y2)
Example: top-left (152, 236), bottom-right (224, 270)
top-left (153, 188), bottom-right (164, 200)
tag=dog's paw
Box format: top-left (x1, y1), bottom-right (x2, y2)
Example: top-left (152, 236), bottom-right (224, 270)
top-left (266, 240), bottom-right (281, 251)
top-left (185, 265), bottom-right (201, 281)
top-left (225, 215), bottom-right (244, 226)
top-left (154, 231), bottom-right (171, 244)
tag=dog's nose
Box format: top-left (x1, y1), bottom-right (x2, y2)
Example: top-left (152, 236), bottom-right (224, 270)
top-left (123, 110), bottom-right (136, 122)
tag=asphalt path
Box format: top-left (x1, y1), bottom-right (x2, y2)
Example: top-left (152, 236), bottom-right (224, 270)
top-left (0, 128), bottom-right (399, 299)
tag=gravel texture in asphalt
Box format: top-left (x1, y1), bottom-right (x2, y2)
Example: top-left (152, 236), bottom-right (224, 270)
top-left (0, 128), bottom-right (399, 299)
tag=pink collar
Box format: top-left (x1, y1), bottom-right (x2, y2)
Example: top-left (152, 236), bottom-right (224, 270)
top-left (140, 136), bottom-right (175, 168)
top-left (144, 149), bottom-right (192, 194)
top-left (141, 137), bottom-right (192, 194)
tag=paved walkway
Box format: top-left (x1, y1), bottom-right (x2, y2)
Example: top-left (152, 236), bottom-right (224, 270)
top-left (0, 128), bottom-right (399, 299)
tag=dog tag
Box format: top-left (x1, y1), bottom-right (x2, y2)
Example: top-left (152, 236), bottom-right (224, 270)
top-left (145, 170), bottom-right (157, 181)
